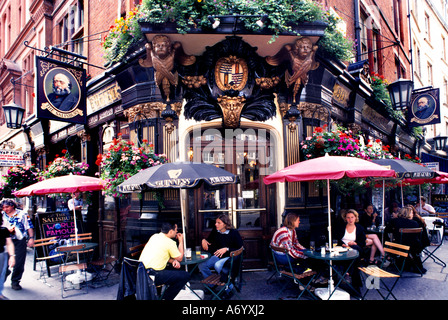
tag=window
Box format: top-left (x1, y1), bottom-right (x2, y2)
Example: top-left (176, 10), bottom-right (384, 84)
top-left (424, 13), bottom-right (431, 42)
top-left (427, 62), bottom-right (433, 85)
top-left (393, 0), bottom-right (401, 37)
top-left (442, 35), bottom-right (447, 62)
top-left (360, 11), bottom-right (369, 59)
top-left (443, 78), bottom-right (448, 105)
top-left (416, 46), bottom-right (422, 78)
top-left (372, 29), bottom-right (380, 73)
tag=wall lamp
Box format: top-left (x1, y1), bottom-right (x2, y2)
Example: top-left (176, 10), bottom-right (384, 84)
top-left (2, 78), bottom-right (25, 129)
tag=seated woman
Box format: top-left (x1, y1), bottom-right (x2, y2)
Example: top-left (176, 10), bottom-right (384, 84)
top-left (359, 204), bottom-right (386, 264)
top-left (270, 213), bottom-right (312, 274)
top-left (387, 206), bottom-right (426, 274)
top-left (198, 214), bottom-right (243, 279)
top-left (334, 209), bottom-right (366, 291)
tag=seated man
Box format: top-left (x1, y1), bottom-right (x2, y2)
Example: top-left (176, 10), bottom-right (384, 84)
top-left (139, 222), bottom-right (190, 300)
top-left (415, 196), bottom-right (435, 215)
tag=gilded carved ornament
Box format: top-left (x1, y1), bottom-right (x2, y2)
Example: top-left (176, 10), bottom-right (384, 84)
top-left (217, 96), bottom-right (246, 129)
top-left (267, 37), bottom-right (319, 103)
top-left (139, 35), bottom-right (195, 102)
top-left (123, 103), bottom-right (167, 122)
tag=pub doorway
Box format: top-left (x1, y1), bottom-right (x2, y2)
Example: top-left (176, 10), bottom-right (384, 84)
top-left (187, 126), bottom-right (277, 269)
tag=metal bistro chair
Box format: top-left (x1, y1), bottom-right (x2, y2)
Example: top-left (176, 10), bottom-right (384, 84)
top-left (399, 227), bottom-right (425, 277)
top-left (423, 214), bottom-right (447, 267)
top-left (33, 237), bottom-right (64, 283)
top-left (359, 241), bottom-right (410, 300)
top-left (70, 233), bottom-right (95, 262)
top-left (56, 244), bottom-right (89, 298)
top-left (270, 245), bottom-right (317, 300)
top-left (201, 247), bottom-right (244, 300)
top-left (89, 238), bottom-right (121, 285)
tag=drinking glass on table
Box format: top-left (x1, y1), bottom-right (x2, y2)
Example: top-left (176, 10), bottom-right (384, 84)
top-left (310, 241), bottom-right (315, 251)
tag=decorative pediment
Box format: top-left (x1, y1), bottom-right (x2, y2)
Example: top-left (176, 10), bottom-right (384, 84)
top-left (181, 36), bottom-right (277, 128)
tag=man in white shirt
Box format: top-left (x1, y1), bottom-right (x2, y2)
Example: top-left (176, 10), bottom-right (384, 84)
top-left (415, 196), bottom-right (435, 215)
top-left (68, 192), bottom-right (83, 212)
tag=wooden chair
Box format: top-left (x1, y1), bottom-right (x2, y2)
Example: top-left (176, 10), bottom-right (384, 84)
top-left (33, 237), bottom-right (64, 281)
top-left (423, 214), bottom-right (447, 267)
top-left (269, 245), bottom-right (317, 300)
top-left (56, 244), bottom-right (89, 298)
top-left (69, 233), bottom-right (95, 262)
top-left (89, 238), bottom-right (121, 285)
top-left (201, 247), bottom-right (244, 300)
top-left (129, 243), bottom-right (146, 258)
top-left (359, 241), bottom-right (410, 300)
top-left (70, 232), bottom-right (93, 242)
top-left (399, 227), bottom-right (425, 276)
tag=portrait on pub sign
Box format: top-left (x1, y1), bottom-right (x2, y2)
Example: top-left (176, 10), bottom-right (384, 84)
top-left (409, 88), bottom-right (440, 127)
top-left (36, 56), bottom-right (86, 124)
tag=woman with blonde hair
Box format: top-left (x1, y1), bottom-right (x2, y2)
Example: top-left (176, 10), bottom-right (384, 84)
top-left (334, 209), bottom-right (366, 292)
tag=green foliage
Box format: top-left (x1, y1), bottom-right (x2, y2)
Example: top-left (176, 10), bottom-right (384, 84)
top-left (102, 0), bottom-right (354, 63)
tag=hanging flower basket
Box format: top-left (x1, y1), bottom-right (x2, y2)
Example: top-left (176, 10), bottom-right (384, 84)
top-left (0, 165), bottom-right (40, 198)
top-left (96, 135), bottom-right (167, 198)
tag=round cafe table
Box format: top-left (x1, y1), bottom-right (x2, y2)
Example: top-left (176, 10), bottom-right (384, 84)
top-left (304, 248), bottom-right (359, 300)
top-left (180, 251), bottom-right (211, 300)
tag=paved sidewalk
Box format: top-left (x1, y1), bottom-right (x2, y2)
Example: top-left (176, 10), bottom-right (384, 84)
top-left (2, 248), bottom-right (119, 300)
top-left (2, 241), bottom-right (448, 300)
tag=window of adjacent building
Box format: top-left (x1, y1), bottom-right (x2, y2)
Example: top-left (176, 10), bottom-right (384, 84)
top-left (416, 46), bottom-right (422, 78)
top-left (427, 62), bottom-right (433, 85)
top-left (424, 13), bottom-right (431, 42)
top-left (393, 0), bottom-right (401, 38)
top-left (442, 35), bottom-right (447, 62)
top-left (443, 78), bottom-right (448, 105)
top-left (360, 11), bottom-right (369, 58)
top-left (413, 0), bottom-right (418, 21)
top-left (395, 57), bottom-right (405, 78)
top-left (372, 28), bottom-right (380, 73)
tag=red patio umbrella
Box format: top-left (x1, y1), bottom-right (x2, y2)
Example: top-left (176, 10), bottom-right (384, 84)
top-left (14, 174), bottom-right (106, 244)
top-left (263, 154), bottom-right (395, 299)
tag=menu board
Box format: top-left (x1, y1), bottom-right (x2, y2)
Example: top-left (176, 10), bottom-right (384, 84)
top-left (37, 211), bottom-right (83, 240)
top-left (432, 194), bottom-right (448, 212)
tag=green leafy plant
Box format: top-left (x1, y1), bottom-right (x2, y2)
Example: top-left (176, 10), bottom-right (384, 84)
top-left (96, 135), bottom-right (168, 198)
top-left (0, 165), bottom-right (40, 198)
top-left (102, 0), bottom-right (354, 63)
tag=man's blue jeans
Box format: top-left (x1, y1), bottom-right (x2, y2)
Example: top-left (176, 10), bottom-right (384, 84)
top-left (0, 252), bottom-right (8, 296)
top-left (198, 255), bottom-right (230, 278)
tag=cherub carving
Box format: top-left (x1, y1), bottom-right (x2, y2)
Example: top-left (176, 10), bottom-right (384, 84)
top-left (139, 35), bottom-right (196, 101)
top-left (266, 37), bottom-right (319, 103)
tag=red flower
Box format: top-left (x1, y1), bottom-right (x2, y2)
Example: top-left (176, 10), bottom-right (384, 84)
top-left (62, 149), bottom-right (67, 154)
top-left (314, 127), bottom-right (323, 133)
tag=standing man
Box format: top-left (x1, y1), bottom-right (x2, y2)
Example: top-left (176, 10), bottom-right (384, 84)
top-left (139, 222), bottom-right (190, 300)
top-left (68, 192), bottom-right (83, 212)
top-left (1, 199), bottom-right (34, 290)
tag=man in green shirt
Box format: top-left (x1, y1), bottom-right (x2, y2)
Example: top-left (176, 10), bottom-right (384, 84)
top-left (139, 222), bottom-right (190, 300)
